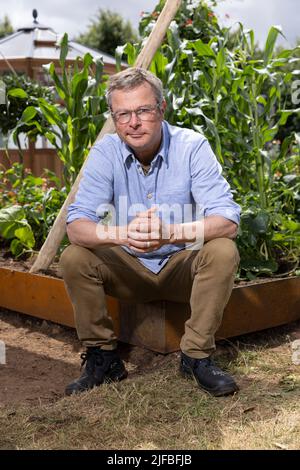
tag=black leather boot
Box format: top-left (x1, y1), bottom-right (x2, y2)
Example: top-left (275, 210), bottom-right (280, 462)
top-left (65, 347), bottom-right (128, 396)
top-left (180, 352), bottom-right (239, 397)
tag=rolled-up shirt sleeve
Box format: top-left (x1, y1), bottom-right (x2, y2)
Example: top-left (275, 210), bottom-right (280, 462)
top-left (67, 143), bottom-right (114, 224)
top-left (191, 139), bottom-right (241, 225)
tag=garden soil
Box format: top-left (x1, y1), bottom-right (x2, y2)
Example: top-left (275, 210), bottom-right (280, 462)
top-left (1, 307), bottom-right (300, 407)
top-left (0, 308), bottom-right (176, 406)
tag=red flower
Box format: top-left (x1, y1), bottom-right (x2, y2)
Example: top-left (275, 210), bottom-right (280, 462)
top-left (185, 19), bottom-right (193, 26)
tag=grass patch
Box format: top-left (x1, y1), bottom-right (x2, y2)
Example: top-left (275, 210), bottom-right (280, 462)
top-left (0, 318), bottom-right (300, 449)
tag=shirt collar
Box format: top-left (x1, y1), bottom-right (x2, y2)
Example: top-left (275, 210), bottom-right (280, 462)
top-left (121, 121), bottom-right (170, 167)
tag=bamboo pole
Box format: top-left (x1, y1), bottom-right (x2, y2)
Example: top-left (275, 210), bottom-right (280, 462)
top-left (30, 0), bottom-right (182, 273)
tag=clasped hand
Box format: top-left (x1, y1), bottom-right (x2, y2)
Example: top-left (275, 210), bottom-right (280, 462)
top-left (127, 207), bottom-right (169, 253)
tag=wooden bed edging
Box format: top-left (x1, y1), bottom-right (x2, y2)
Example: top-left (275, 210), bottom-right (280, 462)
top-left (119, 277), bottom-right (300, 352)
top-left (0, 267), bottom-right (120, 334)
top-left (0, 266), bottom-right (299, 353)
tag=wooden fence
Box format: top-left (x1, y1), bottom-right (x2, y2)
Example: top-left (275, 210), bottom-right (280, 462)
top-left (0, 148), bottom-right (63, 178)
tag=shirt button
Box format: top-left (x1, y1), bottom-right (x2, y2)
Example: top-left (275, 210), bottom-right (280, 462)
top-left (147, 193), bottom-right (153, 199)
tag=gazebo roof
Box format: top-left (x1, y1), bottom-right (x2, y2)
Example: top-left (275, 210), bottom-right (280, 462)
top-left (0, 9), bottom-right (117, 66)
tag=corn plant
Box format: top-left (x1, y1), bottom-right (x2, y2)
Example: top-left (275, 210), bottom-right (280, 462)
top-left (13, 34), bottom-right (108, 191)
top-left (117, 0), bottom-right (300, 278)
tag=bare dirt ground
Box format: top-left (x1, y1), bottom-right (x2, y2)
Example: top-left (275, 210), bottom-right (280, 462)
top-left (1, 307), bottom-right (300, 407)
top-left (0, 308), bottom-right (174, 406)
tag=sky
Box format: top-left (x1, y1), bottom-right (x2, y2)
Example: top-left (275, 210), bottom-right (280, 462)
top-left (0, 0), bottom-right (299, 48)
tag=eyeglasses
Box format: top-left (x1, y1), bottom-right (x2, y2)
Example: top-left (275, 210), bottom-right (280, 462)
top-left (111, 103), bottom-right (161, 124)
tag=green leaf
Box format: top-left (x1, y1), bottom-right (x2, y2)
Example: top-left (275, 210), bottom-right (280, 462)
top-left (49, 63), bottom-right (66, 100)
top-left (115, 43), bottom-right (137, 69)
top-left (167, 21), bottom-right (181, 51)
top-left (277, 48), bottom-right (294, 59)
top-left (71, 73), bottom-right (88, 102)
top-left (150, 50), bottom-right (169, 77)
top-left (38, 98), bottom-right (61, 125)
top-left (59, 33), bottom-right (69, 66)
top-left (243, 211), bottom-right (270, 235)
top-left (262, 126), bottom-right (278, 144)
top-left (20, 106), bottom-right (37, 123)
top-left (15, 225), bottom-right (35, 249)
top-left (0, 205), bottom-right (25, 239)
top-left (248, 29), bottom-right (255, 54)
top-left (7, 88), bottom-right (28, 99)
top-left (256, 95), bottom-right (267, 106)
top-left (10, 239), bottom-right (24, 257)
top-left (83, 52), bottom-right (93, 69)
top-left (44, 131), bottom-right (57, 146)
top-left (263, 26), bottom-right (283, 65)
top-left (277, 135), bottom-right (294, 161)
top-left (192, 39), bottom-right (216, 57)
top-left (269, 86), bottom-right (278, 99)
top-left (279, 109), bottom-right (300, 126)
top-left (216, 49), bottom-right (225, 75)
top-left (95, 58), bottom-right (104, 83)
top-left (28, 119), bottom-right (43, 133)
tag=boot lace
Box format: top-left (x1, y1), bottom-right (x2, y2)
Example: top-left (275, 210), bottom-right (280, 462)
top-left (80, 349), bottom-right (104, 373)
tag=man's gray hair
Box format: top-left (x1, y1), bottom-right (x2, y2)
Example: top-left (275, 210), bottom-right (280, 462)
top-left (106, 67), bottom-right (164, 109)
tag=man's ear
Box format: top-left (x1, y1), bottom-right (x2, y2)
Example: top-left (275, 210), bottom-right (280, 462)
top-left (161, 99), bottom-right (167, 116)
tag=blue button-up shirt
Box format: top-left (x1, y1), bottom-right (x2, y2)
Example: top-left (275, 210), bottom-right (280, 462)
top-left (67, 121), bottom-right (241, 273)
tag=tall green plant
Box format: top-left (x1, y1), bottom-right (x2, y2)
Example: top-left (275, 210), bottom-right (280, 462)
top-left (118, 0), bottom-right (300, 278)
top-left (13, 34), bottom-right (108, 191)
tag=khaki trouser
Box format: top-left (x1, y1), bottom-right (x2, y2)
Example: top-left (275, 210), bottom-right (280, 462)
top-left (60, 238), bottom-right (239, 359)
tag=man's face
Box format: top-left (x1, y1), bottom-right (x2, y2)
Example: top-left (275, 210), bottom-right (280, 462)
top-left (110, 83), bottom-right (166, 160)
